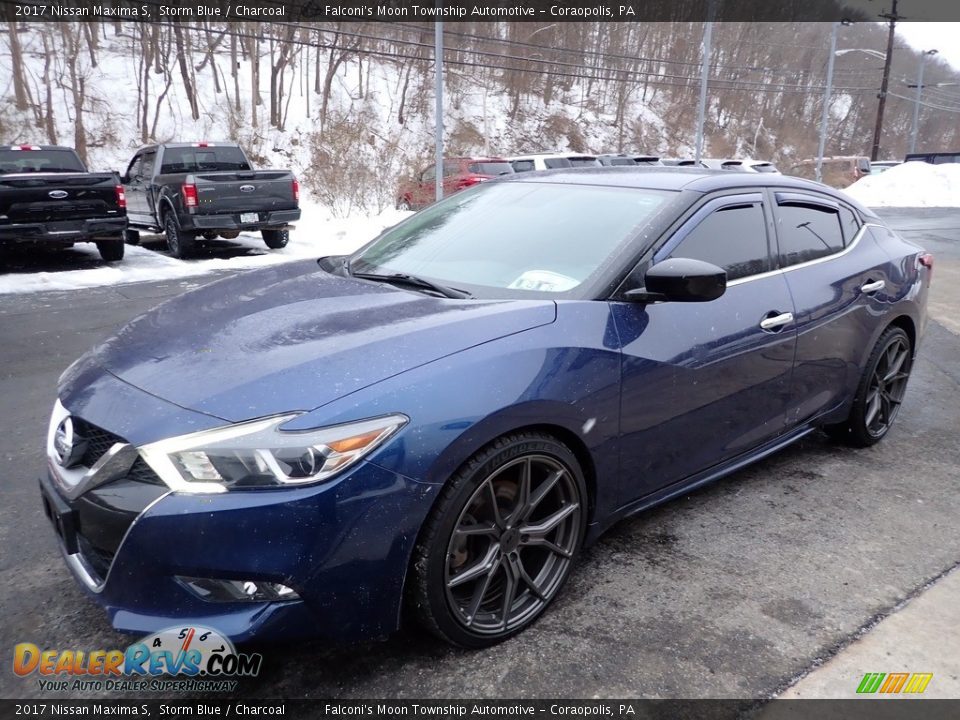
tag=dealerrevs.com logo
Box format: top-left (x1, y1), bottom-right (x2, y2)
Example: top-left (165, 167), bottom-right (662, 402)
top-left (13, 626), bottom-right (262, 693)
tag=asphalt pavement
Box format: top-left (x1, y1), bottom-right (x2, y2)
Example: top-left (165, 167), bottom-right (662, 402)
top-left (0, 209), bottom-right (958, 701)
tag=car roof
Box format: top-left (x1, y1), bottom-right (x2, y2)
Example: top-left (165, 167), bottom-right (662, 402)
top-left (509, 152), bottom-right (596, 159)
top-left (499, 166), bottom-right (878, 216)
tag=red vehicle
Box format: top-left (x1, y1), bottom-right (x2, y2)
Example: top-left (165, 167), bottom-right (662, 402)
top-left (396, 157), bottom-right (514, 210)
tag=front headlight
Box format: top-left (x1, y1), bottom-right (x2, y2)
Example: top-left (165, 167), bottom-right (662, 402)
top-left (140, 414), bottom-right (407, 494)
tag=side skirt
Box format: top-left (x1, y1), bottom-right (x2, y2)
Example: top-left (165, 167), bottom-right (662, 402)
top-left (584, 424), bottom-right (819, 546)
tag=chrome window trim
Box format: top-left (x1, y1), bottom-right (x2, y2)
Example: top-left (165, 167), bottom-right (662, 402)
top-left (725, 222), bottom-right (876, 288)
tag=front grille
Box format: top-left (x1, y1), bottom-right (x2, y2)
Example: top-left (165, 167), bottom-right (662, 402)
top-left (76, 532), bottom-right (115, 582)
top-left (10, 200), bottom-right (110, 222)
top-left (72, 417), bottom-right (124, 467)
top-left (127, 457), bottom-right (165, 485)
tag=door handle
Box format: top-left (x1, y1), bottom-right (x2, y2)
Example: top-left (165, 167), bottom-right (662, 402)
top-left (760, 312), bottom-right (794, 331)
top-left (860, 279), bottom-right (885, 294)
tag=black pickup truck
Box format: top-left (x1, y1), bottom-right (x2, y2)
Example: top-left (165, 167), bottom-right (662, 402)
top-left (121, 143), bottom-right (300, 258)
top-left (0, 145), bottom-right (126, 262)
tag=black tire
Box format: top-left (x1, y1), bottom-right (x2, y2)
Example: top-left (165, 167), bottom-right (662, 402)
top-left (123, 228), bottom-right (140, 246)
top-left (164, 212), bottom-right (194, 259)
top-left (96, 238), bottom-right (124, 262)
top-left (397, 199), bottom-right (412, 211)
top-left (262, 228), bottom-right (289, 249)
top-left (409, 432), bottom-right (587, 648)
top-left (824, 326), bottom-right (913, 447)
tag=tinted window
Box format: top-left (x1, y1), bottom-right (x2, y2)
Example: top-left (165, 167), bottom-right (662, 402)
top-left (140, 151), bottom-right (156, 178)
top-left (569, 157), bottom-right (599, 167)
top-left (421, 165), bottom-right (436, 181)
top-left (777, 203), bottom-right (844, 267)
top-left (932, 154), bottom-right (960, 164)
top-left (752, 163), bottom-right (778, 173)
top-left (352, 184), bottom-right (673, 297)
top-left (159, 146), bottom-right (250, 174)
top-left (442, 161), bottom-right (460, 177)
top-left (126, 155), bottom-right (143, 180)
top-left (839, 206), bottom-right (860, 245)
top-left (669, 202), bottom-right (770, 281)
top-left (543, 158), bottom-right (573, 169)
top-left (0, 148), bottom-right (85, 174)
top-left (857, 158), bottom-right (871, 173)
top-left (511, 160), bottom-right (535, 173)
top-left (468, 162), bottom-right (513, 176)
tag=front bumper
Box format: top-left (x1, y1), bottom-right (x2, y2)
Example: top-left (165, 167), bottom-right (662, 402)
top-left (184, 208), bottom-right (300, 232)
top-left (41, 382), bottom-right (437, 644)
top-left (0, 217), bottom-right (126, 245)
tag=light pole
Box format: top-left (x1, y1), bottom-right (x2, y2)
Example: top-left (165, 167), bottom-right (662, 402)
top-left (910, 49), bottom-right (939, 155)
top-left (434, 19), bottom-right (443, 202)
top-left (816, 22), bottom-right (841, 183)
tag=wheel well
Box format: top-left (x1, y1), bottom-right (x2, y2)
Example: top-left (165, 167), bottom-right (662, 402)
top-left (888, 315), bottom-right (917, 354)
top-left (510, 423), bottom-right (598, 523)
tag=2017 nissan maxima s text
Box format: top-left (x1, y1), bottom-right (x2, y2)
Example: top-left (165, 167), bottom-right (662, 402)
top-left (41, 169), bottom-right (931, 648)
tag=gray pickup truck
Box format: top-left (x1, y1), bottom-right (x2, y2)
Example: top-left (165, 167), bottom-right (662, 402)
top-left (0, 145), bottom-right (126, 262)
top-left (121, 142), bottom-right (300, 258)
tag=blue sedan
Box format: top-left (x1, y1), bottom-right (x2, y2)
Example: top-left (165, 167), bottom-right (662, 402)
top-left (41, 169), bottom-right (931, 648)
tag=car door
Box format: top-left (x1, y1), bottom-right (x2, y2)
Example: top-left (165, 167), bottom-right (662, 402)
top-left (138, 149), bottom-right (158, 223)
top-left (612, 193), bottom-right (797, 503)
top-left (123, 154), bottom-right (145, 223)
top-left (771, 191), bottom-right (892, 426)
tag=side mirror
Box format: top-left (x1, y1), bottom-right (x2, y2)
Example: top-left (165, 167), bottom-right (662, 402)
top-left (624, 258), bottom-right (727, 303)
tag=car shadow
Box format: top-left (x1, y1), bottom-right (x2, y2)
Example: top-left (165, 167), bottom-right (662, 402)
top-left (138, 234), bottom-right (269, 261)
top-left (0, 246), bottom-right (107, 274)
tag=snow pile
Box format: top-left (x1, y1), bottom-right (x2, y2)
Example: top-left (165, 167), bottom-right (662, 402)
top-left (0, 201), bottom-right (411, 295)
top-left (844, 161), bottom-right (960, 207)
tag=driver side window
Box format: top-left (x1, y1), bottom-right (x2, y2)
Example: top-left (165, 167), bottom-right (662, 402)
top-left (668, 202), bottom-right (771, 281)
top-left (126, 155), bottom-right (142, 181)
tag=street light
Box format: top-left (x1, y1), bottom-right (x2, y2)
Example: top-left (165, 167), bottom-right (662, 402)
top-left (909, 49), bottom-right (939, 155)
top-left (815, 20), bottom-right (855, 183)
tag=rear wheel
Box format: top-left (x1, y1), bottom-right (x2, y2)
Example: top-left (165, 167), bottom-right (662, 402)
top-left (410, 432), bottom-right (586, 648)
top-left (825, 326), bottom-right (913, 446)
top-left (262, 228), bottom-right (289, 249)
top-left (123, 228), bottom-right (140, 246)
top-left (96, 238), bottom-right (124, 262)
top-left (164, 213), bottom-right (194, 259)
top-left (397, 198), bottom-right (412, 211)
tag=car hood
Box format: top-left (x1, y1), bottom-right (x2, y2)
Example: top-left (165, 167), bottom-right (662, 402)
top-left (75, 261), bottom-right (556, 422)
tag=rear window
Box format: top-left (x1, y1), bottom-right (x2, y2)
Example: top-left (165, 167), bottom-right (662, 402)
top-left (511, 160), bottom-right (535, 173)
top-left (777, 203), bottom-right (845, 266)
top-left (160, 146), bottom-right (251, 174)
top-left (857, 158), bottom-right (871, 173)
top-left (607, 158), bottom-right (636, 166)
top-left (752, 163), bottom-right (779, 173)
top-left (467, 162), bottom-right (513, 176)
top-left (0, 148), bottom-right (85, 174)
top-left (720, 161), bottom-right (743, 170)
top-left (543, 158), bottom-right (573, 169)
top-left (569, 157), bottom-right (599, 168)
top-left (932, 154), bottom-right (960, 164)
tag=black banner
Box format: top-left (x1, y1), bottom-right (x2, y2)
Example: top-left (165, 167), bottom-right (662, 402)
top-left (4, 700), bottom-right (960, 719)
top-left (3, 0), bottom-right (960, 23)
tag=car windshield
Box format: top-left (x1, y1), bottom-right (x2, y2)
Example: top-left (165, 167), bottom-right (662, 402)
top-left (0, 149), bottom-right (85, 174)
top-left (350, 182), bottom-right (673, 298)
top-left (468, 162), bottom-right (514, 176)
top-left (160, 146), bottom-right (251, 173)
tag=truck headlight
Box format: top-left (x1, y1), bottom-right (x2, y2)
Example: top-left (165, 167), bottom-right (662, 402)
top-left (139, 414), bottom-right (407, 493)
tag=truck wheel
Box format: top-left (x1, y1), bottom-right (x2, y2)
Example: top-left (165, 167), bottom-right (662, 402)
top-left (164, 213), bottom-right (194, 259)
top-left (262, 228), bottom-right (289, 249)
top-left (123, 228), bottom-right (140, 246)
top-left (96, 239), bottom-right (125, 262)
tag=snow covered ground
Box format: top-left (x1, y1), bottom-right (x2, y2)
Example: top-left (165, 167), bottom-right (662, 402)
top-left (844, 161), bottom-right (960, 207)
top-left (0, 201), bottom-right (411, 295)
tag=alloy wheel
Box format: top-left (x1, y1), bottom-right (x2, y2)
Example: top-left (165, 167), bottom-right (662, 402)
top-left (864, 336), bottom-right (912, 438)
top-left (443, 454), bottom-right (581, 635)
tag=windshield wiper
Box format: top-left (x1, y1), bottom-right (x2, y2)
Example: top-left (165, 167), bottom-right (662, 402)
top-left (350, 270), bottom-right (472, 299)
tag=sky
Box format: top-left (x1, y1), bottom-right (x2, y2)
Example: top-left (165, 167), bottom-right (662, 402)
top-left (895, 23), bottom-right (960, 71)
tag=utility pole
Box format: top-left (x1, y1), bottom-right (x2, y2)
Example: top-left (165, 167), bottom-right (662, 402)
top-left (870, 0), bottom-right (900, 161)
top-left (694, 3), bottom-right (714, 164)
top-left (909, 49), bottom-right (938, 155)
top-left (434, 19), bottom-right (444, 202)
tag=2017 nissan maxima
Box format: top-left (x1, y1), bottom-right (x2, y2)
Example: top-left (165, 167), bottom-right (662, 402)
top-left (41, 168), bottom-right (931, 648)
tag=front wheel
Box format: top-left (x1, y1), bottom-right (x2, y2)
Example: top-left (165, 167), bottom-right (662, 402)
top-left (409, 432), bottom-right (586, 648)
top-left (96, 238), bottom-right (124, 262)
top-left (262, 228), bottom-right (289, 249)
top-left (164, 213), bottom-right (194, 259)
top-left (825, 326), bottom-right (913, 447)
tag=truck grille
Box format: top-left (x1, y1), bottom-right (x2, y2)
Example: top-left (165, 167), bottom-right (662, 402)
top-left (9, 200), bottom-right (112, 222)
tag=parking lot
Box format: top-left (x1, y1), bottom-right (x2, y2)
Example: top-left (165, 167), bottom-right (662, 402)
top-left (1, 209), bottom-right (958, 701)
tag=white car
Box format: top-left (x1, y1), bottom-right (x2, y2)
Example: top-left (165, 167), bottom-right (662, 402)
top-left (508, 153), bottom-right (601, 172)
